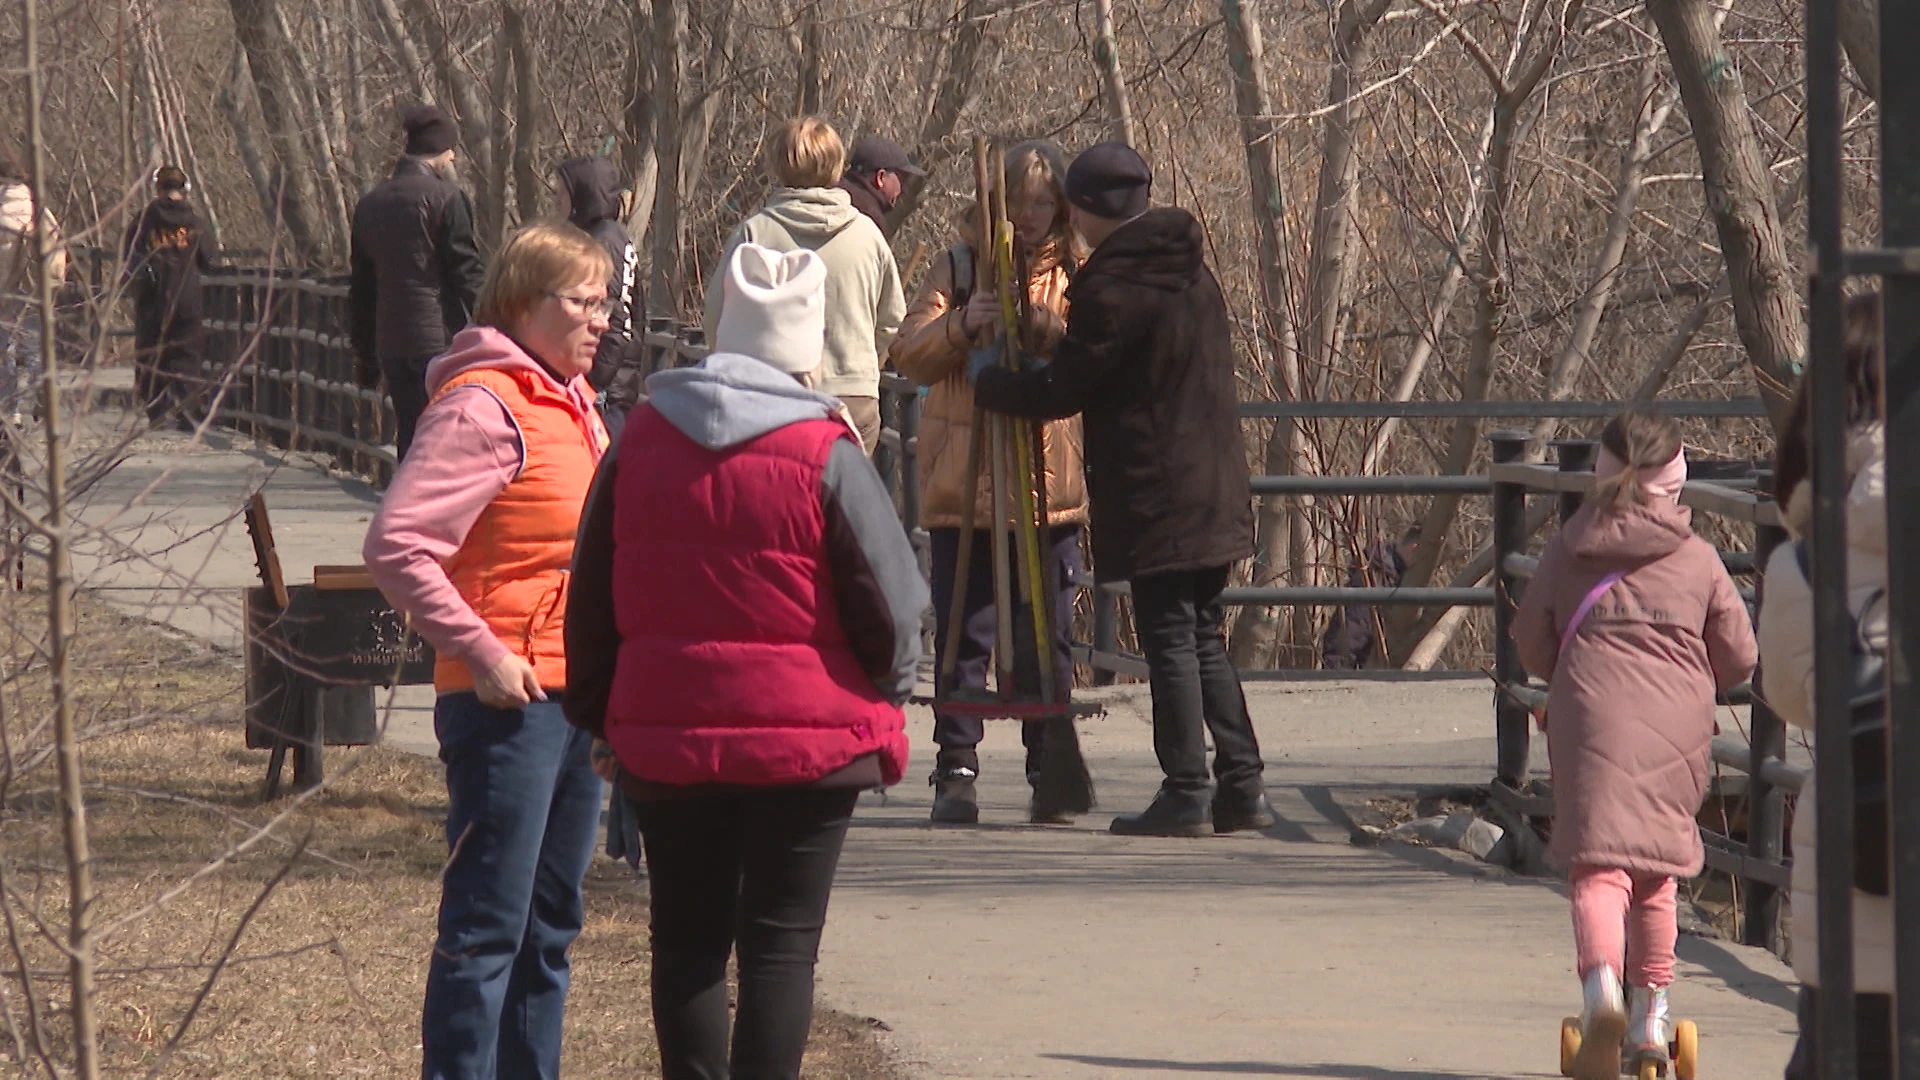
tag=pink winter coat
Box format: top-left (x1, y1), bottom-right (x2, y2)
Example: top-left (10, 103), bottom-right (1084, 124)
top-left (1514, 500), bottom-right (1757, 877)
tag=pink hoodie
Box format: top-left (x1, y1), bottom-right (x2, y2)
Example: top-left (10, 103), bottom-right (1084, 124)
top-left (362, 325), bottom-right (604, 679)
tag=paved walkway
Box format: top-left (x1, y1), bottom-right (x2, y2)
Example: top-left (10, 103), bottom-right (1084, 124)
top-left (62, 415), bottom-right (1803, 1079)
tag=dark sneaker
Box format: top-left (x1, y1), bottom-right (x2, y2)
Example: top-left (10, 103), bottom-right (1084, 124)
top-left (1212, 789), bottom-right (1276, 834)
top-left (929, 767), bottom-right (980, 824)
top-left (1108, 791), bottom-right (1211, 838)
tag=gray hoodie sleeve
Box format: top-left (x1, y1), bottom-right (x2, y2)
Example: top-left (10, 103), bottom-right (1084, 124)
top-left (821, 438), bottom-right (927, 705)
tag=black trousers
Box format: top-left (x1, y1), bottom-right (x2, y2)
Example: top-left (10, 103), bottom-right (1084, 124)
top-left (641, 787), bottom-right (859, 1080)
top-left (1131, 565), bottom-right (1265, 798)
top-left (927, 525), bottom-right (1081, 757)
top-left (383, 352), bottom-right (437, 461)
top-left (1784, 988), bottom-right (1893, 1080)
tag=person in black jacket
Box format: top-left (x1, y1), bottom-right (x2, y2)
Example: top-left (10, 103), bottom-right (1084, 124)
top-left (554, 155), bottom-right (644, 420)
top-left (349, 104), bottom-right (486, 460)
top-left (969, 141), bottom-right (1270, 838)
top-left (836, 135), bottom-right (924, 234)
top-left (123, 166), bottom-right (216, 429)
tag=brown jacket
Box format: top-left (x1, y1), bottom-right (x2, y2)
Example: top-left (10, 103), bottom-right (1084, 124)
top-left (1514, 499), bottom-right (1756, 878)
top-left (890, 242), bottom-right (1087, 530)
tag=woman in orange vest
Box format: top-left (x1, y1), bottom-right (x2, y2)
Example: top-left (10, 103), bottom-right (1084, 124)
top-left (363, 221), bottom-right (612, 1080)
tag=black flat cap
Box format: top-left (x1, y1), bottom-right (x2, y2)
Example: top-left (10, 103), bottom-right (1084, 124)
top-left (1065, 141), bottom-right (1152, 220)
top-left (402, 104), bottom-right (459, 157)
top-left (846, 136), bottom-right (926, 178)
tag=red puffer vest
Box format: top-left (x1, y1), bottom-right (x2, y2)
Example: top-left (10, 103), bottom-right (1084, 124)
top-left (603, 404), bottom-right (908, 787)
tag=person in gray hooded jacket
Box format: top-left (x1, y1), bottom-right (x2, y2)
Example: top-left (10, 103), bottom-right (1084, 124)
top-left (703, 116), bottom-right (903, 454)
top-left (565, 243), bottom-right (923, 1080)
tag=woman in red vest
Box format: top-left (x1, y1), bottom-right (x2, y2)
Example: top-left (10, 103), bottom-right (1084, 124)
top-left (363, 222), bottom-right (612, 1080)
top-left (567, 243), bottom-right (925, 1080)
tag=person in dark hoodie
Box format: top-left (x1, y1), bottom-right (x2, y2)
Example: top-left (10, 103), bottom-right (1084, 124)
top-left (123, 165), bottom-right (216, 429)
top-left (350, 104), bottom-right (487, 460)
top-left (554, 155), bottom-right (644, 419)
top-left (968, 141), bottom-right (1270, 839)
top-left (566, 243), bottom-right (924, 1080)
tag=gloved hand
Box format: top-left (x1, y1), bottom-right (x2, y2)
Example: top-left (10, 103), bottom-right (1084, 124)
top-left (965, 342), bottom-right (999, 386)
top-left (354, 354), bottom-right (382, 392)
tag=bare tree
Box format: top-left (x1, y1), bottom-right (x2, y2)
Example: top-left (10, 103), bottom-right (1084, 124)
top-left (1647, 0), bottom-right (1800, 429)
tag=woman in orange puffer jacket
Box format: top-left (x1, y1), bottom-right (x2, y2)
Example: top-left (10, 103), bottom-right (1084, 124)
top-left (889, 140), bottom-right (1089, 826)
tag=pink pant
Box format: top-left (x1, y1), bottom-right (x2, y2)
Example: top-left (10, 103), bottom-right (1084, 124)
top-left (1569, 863), bottom-right (1678, 988)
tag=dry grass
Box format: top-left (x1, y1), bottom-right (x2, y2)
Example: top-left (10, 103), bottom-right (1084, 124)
top-left (0, 591), bottom-right (905, 1078)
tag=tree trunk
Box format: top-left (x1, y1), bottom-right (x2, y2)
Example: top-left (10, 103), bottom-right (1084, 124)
top-left (791, 1), bottom-right (824, 116)
top-left (1528, 57), bottom-right (1676, 449)
top-left (273, 0), bottom-right (351, 252)
top-left (1646, 0), bottom-right (1799, 430)
top-left (1837, 0), bottom-right (1878, 100)
top-left (399, 0), bottom-right (499, 246)
top-left (1090, 0), bottom-right (1137, 146)
top-left (366, 0), bottom-right (432, 105)
top-left (888, 0), bottom-right (990, 234)
top-left (623, 0), bottom-right (659, 249)
top-left (227, 0), bottom-right (332, 265)
top-left (505, 3), bottom-right (541, 225)
top-left (648, 0), bottom-right (687, 306)
top-left (1220, 0), bottom-right (1310, 667)
top-left (1305, 0), bottom-right (1393, 400)
top-left (219, 47), bottom-right (281, 235)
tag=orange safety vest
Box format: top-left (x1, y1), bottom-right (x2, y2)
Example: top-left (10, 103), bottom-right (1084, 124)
top-left (431, 366), bottom-right (607, 694)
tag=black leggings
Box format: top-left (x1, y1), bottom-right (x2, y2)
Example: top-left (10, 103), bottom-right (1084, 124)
top-left (641, 787), bottom-right (860, 1080)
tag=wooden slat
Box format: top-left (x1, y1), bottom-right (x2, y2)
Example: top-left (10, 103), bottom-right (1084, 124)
top-left (245, 492), bottom-right (289, 609)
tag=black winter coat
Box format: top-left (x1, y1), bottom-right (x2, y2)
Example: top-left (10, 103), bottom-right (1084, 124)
top-left (347, 159), bottom-right (485, 363)
top-left (973, 208), bottom-right (1253, 583)
top-left (123, 197), bottom-right (215, 335)
top-left (557, 156), bottom-right (645, 401)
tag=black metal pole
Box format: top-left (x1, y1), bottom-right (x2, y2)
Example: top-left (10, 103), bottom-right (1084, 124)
top-left (1489, 431), bottom-right (1530, 787)
top-left (1880, 0), bottom-right (1920, 1072)
top-left (1551, 439), bottom-right (1597, 525)
top-left (1745, 469), bottom-right (1787, 953)
top-left (1808, 0), bottom-right (1860, 1073)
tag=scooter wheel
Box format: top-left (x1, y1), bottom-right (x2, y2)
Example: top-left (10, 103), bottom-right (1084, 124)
top-left (1673, 1019), bottom-right (1699, 1080)
top-left (1560, 1017), bottom-right (1582, 1078)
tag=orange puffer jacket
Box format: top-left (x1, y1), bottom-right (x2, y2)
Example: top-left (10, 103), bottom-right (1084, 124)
top-left (889, 241), bottom-right (1087, 531)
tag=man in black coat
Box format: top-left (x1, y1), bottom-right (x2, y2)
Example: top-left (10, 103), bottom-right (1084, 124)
top-left (970, 141), bottom-right (1270, 838)
top-left (123, 166), bottom-right (216, 429)
top-left (349, 104), bottom-right (486, 460)
top-left (555, 155), bottom-right (645, 422)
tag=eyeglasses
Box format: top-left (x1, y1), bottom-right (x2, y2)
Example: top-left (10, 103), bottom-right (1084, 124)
top-left (549, 292), bottom-right (613, 319)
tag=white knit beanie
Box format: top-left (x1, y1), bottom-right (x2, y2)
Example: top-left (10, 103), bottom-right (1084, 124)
top-left (712, 243), bottom-right (827, 376)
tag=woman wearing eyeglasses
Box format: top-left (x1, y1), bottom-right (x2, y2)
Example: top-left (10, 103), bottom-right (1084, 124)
top-left (363, 220), bottom-right (612, 1080)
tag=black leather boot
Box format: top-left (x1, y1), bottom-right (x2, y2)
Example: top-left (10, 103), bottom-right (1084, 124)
top-left (1108, 789), bottom-right (1211, 838)
top-left (929, 748), bottom-right (980, 825)
top-left (1212, 786), bottom-right (1276, 834)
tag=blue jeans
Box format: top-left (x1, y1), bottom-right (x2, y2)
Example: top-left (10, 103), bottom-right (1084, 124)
top-left (422, 693), bottom-right (602, 1080)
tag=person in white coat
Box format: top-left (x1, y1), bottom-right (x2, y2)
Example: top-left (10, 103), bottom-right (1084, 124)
top-left (1755, 291), bottom-right (1893, 1079)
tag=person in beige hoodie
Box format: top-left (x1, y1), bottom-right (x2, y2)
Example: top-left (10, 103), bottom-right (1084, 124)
top-left (1515, 409), bottom-right (1757, 1080)
top-left (1756, 291), bottom-right (1893, 1080)
top-left (704, 117), bottom-right (903, 453)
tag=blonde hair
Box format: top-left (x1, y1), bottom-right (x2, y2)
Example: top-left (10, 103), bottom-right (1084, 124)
top-left (474, 220), bottom-right (613, 330)
top-left (767, 117), bottom-right (846, 189)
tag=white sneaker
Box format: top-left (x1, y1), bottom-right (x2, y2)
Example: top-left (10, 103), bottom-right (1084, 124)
top-left (1574, 966), bottom-right (1627, 1080)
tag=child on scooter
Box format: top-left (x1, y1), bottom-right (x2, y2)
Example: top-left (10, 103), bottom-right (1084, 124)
top-left (1515, 409), bottom-right (1758, 1079)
